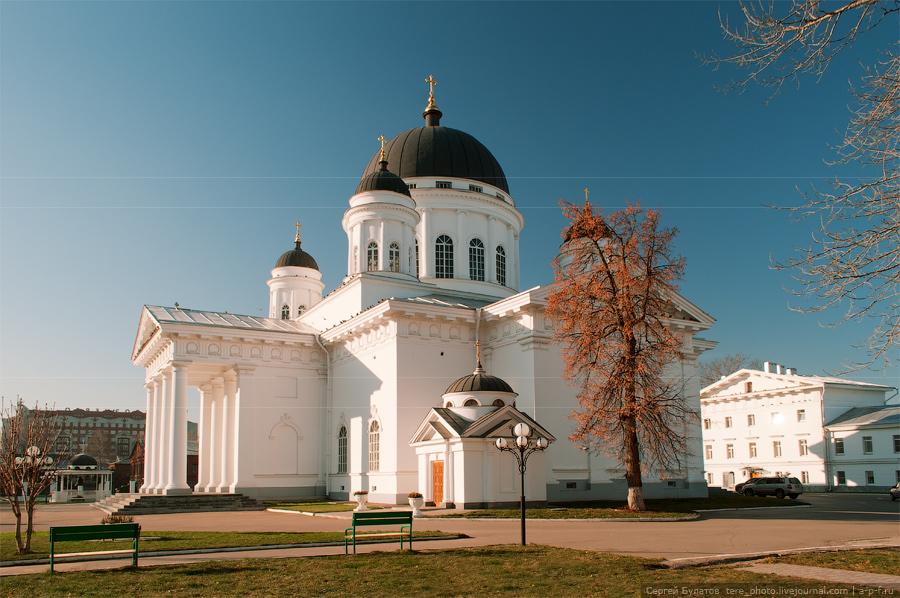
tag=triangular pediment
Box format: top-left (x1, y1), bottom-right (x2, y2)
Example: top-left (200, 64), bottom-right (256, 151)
top-left (132, 306), bottom-right (162, 362)
top-left (410, 405), bottom-right (557, 446)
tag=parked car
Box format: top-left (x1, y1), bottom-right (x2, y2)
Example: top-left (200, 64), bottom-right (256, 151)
top-left (739, 476), bottom-right (803, 499)
top-left (734, 478), bottom-right (763, 494)
top-left (890, 482), bottom-right (900, 501)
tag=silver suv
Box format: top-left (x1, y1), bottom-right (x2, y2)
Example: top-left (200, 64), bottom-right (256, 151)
top-left (740, 476), bottom-right (803, 499)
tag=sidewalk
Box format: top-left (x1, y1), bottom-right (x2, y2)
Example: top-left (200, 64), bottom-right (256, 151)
top-left (737, 563), bottom-right (900, 592)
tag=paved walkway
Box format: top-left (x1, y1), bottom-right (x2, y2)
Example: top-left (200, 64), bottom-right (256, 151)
top-left (737, 563), bottom-right (900, 591)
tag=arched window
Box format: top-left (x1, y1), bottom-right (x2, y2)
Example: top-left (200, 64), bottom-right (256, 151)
top-left (492, 399), bottom-right (505, 407)
top-left (445, 401), bottom-right (453, 408)
top-left (496, 245), bottom-right (507, 286)
top-left (367, 242), bottom-right (379, 271)
top-left (463, 399), bottom-right (479, 407)
top-left (281, 304), bottom-right (290, 319)
top-left (368, 421), bottom-right (380, 471)
top-left (415, 239), bottom-right (420, 277)
top-left (435, 235), bottom-right (454, 278)
top-left (337, 426), bottom-right (347, 474)
top-left (469, 238), bottom-right (485, 281)
top-left (297, 305), bottom-right (306, 316)
top-left (388, 242), bottom-right (401, 272)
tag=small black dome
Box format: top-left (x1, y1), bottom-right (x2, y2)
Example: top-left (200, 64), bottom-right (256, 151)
top-left (356, 159), bottom-right (411, 197)
top-left (360, 125), bottom-right (509, 194)
top-left (445, 363), bottom-right (516, 394)
top-left (275, 240), bottom-right (319, 270)
top-left (69, 453), bottom-right (98, 467)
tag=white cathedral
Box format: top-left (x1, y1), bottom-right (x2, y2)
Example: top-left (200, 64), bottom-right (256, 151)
top-left (131, 85), bottom-right (717, 507)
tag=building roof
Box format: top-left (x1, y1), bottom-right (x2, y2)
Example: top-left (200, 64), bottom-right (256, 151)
top-left (355, 159), bottom-right (412, 197)
top-left (701, 368), bottom-right (895, 398)
top-left (275, 240), bottom-right (319, 270)
top-left (825, 405), bottom-right (899, 429)
top-left (444, 363), bottom-right (516, 395)
top-left (144, 305), bottom-right (310, 334)
top-left (359, 110), bottom-right (510, 194)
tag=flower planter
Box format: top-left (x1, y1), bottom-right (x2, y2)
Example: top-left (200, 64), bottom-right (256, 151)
top-left (353, 494), bottom-right (368, 511)
top-left (409, 496), bottom-right (424, 517)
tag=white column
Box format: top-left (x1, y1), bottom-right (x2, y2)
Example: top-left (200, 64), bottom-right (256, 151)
top-left (140, 381), bottom-right (154, 493)
top-left (487, 216), bottom-right (496, 284)
top-left (207, 378), bottom-right (224, 492)
top-left (154, 370), bottom-right (171, 493)
top-left (456, 210), bottom-right (467, 279)
top-left (402, 223), bottom-right (412, 275)
top-left (165, 362), bottom-right (190, 494)
top-left (420, 209), bottom-right (432, 277)
top-left (220, 371), bottom-right (237, 493)
top-left (512, 229), bottom-right (520, 289)
top-left (377, 221), bottom-right (385, 270)
top-left (233, 366), bottom-right (257, 493)
top-left (197, 383), bottom-right (211, 492)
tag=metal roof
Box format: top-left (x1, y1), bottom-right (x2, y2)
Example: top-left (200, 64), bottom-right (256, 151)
top-left (145, 306), bottom-right (310, 334)
top-left (825, 405), bottom-right (899, 428)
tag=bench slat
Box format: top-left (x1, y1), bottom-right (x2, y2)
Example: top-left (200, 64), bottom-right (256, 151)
top-left (344, 511), bottom-right (413, 555)
top-left (50, 523), bottom-right (140, 572)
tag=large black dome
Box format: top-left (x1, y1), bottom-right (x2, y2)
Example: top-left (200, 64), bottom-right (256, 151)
top-left (360, 124), bottom-right (509, 194)
top-left (275, 240), bottom-right (319, 270)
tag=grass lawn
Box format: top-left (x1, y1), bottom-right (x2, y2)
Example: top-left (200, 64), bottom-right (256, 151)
top-left (3, 545), bottom-right (891, 598)
top-left (0, 530), bottom-right (458, 563)
top-left (439, 494), bottom-right (809, 519)
top-left (762, 548), bottom-right (899, 576)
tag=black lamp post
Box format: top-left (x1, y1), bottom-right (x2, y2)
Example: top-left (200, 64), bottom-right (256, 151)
top-left (495, 422), bottom-right (548, 546)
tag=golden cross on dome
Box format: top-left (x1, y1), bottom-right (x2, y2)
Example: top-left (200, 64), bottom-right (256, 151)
top-left (294, 221), bottom-right (302, 242)
top-left (378, 134), bottom-right (386, 161)
top-left (426, 74), bottom-right (438, 103)
top-left (584, 188), bottom-right (590, 203)
top-left (475, 341), bottom-right (482, 363)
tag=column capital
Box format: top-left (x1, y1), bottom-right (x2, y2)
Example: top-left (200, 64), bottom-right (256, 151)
top-left (212, 376), bottom-right (225, 390)
top-left (171, 360), bottom-right (193, 371)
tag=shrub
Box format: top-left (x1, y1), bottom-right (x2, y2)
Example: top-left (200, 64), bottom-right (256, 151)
top-left (100, 514), bottom-right (135, 525)
top-left (408, 492), bottom-right (423, 499)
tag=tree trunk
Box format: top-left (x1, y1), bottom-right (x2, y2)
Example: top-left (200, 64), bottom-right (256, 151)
top-left (623, 414), bottom-right (646, 511)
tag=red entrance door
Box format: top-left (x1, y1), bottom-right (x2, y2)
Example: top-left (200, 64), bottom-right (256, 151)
top-left (432, 461), bottom-right (444, 505)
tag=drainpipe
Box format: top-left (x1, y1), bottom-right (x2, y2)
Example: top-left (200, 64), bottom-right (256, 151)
top-left (821, 385), bottom-right (831, 491)
top-left (315, 335), bottom-right (332, 497)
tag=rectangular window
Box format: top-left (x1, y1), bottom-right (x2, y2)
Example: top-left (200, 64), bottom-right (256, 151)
top-left (798, 439), bottom-right (808, 456)
top-left (468, 184), bottom-right (483, 193)
top-left (703, 419), bottom-right (711, 430)
top-left (407, 183), bottom-right (416, 189)
top-left (744, 381), bottom-right (753, 393)
top-left (834, 438), bottom-right (844, 455)
top-left (749, 442), bottom-right (757, 458)
top-left (771, 412), bottom-right (781, 424)
top-left (724, 417), bottom-right (732, 428)
top-left (773, 441), bottom-right (782, 457)
top-left (706, 473), bottom-right (714, 485)
top-left (117, 437), bottom-right (131, 457)
top-left (747, 414), bottom-right (755, 426)
top-left (436, 181), bottom-right (452, 189)
top-left (894, 435), bottom-right (900, 453)
top-left (726, 444), bottom-right (734, 459)
top-left (705, 445), bottom-right (713, 460)
top-left (836, 471), bottom-right (846, 485)
top-left (865, 471), bottom-right (875, 485)
top-left (863, 436), bottom-right (873, 454)
top-left (896, 471), bottom-right (900, 483)
top-left (796, 409), bottom-right (806, 422)
top-left (801, 471), bottom-right (809, 484)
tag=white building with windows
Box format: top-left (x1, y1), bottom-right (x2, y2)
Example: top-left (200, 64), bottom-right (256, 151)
top-left (701, 363), bottom-right (897, 491)
top-left (131, 88), bottom-right (717, 507)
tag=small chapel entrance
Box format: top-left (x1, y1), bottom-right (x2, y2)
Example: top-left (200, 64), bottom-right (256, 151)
top-left (432, 461), bottom-right (444, 505)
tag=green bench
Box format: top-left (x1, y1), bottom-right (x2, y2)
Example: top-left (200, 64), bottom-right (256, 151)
top-left (49, 523), bottom-right (141, 572)
top-left (344, 511), bottom-right (413, 554)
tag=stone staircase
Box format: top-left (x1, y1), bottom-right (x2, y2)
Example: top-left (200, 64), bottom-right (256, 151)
top-left (93, 492), bottom-right (266, 515)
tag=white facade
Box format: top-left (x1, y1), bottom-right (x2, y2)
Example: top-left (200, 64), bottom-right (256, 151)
top-left (132, 98), bottom-right (718, 506)
top-left (700, 364), bottom-right (897, 491)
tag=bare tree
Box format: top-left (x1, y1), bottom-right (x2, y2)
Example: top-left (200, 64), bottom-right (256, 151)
top-left (85, 429), bottom-right (117, 467)
top-left (703, 0), bottom-right (900, 370)
top-left (548, 200), bottom-right (695, 511)
top-left (700, 353), bottom-right (764, 387)
top-left (0, 398), bottom-right (69, 554)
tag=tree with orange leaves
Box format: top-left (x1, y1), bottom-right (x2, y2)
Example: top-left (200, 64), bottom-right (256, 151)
top-left (547, 199), bottom-right (695, 511)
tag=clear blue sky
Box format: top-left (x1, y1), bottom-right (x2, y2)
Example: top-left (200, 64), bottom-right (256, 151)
top-left (1, 1), bottom-right (897, 415)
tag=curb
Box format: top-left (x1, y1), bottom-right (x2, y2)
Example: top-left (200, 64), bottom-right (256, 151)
top-left (662, 542), bottom-right (900, 569)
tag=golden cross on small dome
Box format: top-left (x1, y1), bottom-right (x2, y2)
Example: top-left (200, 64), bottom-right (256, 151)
top-left (425, 74), bottom-right (439, 108)
top-left (294, 221), bottom-right (302, 242)
top-left (378, 135), bottom-right (386, 161)
top-left (584, 188), bottom-right (590, 203)
top-left (475, 341), bottom-right (482, 363)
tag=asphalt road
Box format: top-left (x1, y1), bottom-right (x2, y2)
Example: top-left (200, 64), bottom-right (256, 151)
top-left (2, 492), bottom-right (897, 562)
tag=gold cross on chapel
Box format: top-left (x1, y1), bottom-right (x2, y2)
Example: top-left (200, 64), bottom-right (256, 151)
top-left (584, 188), bottom-right (590, 203)
top-left (294, 221), bottom-right (302, 242)
top-left (378, 134), bottom-right (386, 161)
top-left (426, 75), bottom-right (438, 99)
top-left (475, 341), bottom-right (482, 363)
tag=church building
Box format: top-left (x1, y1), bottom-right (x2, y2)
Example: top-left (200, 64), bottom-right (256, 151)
top-left (131, 81), bottom-right (717, 507)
